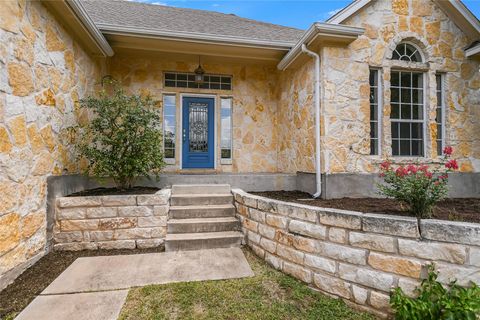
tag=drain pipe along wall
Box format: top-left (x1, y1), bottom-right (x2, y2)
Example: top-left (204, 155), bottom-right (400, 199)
top-left (301, 44), bottom-right (322, 198)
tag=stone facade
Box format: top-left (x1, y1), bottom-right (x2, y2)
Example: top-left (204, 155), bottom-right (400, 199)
top-left (54, 190), bottom-right (169, 250)
top-left (321, 0), bottom-right (480, 173)
top-left (109, 52), bottom-right (280, 173)
top-left (233, 189), bottom-right (480, 318)
top-left (0, 0), bottom-right (103, 289)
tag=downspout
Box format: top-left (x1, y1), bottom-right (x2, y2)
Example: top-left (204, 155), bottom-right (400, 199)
top-left (301, 44), bottom-right (322, 198)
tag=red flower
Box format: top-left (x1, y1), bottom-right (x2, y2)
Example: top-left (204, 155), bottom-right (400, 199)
top-left (445, 159), bottom-right (459, 170)
top-left (424, 171), bottom-right (433, 179)
top-left (406, 164), bottom-right (418, 174)
top-left (380, 161), bottom-right (391, 170)
top-left (419, 165), bottom-right (429, 172)
top-left (443, 146), bottom-right (453, 156)
top-left (439, 174), bottom-right (448, 180)
top-left (396, 166), bottom-right (407, 177)
top-left (379, 172), bottom-right (385, 177)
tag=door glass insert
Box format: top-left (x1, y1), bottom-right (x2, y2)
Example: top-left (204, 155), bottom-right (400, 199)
top-left (189, 102), bottom-right (209, 152)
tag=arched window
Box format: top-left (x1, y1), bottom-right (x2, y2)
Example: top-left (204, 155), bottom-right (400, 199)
top-left (391, 42), bottom-right (423, 62)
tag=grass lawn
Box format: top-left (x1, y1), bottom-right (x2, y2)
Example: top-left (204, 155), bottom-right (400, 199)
top-left (119, 249), bottom-right (374, 320)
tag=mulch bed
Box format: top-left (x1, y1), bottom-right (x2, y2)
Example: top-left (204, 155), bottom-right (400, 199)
top-left (252, 191), bottom-right (480, 223)
top-left (68, 186), bottom-right (160, 197)
top-left (0, 247), bottom-right (164, 319)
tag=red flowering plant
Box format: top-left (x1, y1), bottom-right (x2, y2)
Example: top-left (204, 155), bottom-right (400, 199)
top-left (377, 147), bottom-right (458, 218)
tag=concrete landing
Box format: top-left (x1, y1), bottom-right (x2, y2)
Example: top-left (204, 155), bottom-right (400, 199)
top-left (15, 290), bottom-right (128, 320)
top-left (43, 247), bottom-right (253, 294)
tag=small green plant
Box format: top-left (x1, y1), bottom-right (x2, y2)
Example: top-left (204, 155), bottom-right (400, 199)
top-left (391, 264), bottom-right (480, 320)
top-left (74, 82), bottom-right (165, 189)
top-left (377, 146), bottom-right (458, 218)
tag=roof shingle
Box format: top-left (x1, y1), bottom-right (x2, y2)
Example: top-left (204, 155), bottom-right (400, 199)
top-left (81, 0), bottom-right (304, 44)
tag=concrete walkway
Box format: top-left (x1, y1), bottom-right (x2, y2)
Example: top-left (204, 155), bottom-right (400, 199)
top-left (16, 248), bottom-right (253, 320)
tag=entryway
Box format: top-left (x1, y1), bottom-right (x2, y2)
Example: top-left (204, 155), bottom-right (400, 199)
top-left (182, 96), bottom-right (215, 169)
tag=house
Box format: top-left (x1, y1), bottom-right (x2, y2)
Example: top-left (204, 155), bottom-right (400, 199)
top-left (0, 0), bottom-right (479, 290)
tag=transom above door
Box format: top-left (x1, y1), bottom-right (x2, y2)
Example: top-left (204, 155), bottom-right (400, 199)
top-left (182, 96), bottom-right (215, 169)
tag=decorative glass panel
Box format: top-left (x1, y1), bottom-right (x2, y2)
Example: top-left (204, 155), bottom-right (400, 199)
top-left (369, 69), bottom-right (380, 155)
top-left (163, 95), bottom-right (176, 159)
top-left (391, 43), bottom-right (423, 62)
top-left (390, 70), bottom-right (424, 156)
top-left (221, 98), bottom-right (232, 159)
top-left (164, 72), bottom-right (232, 90)
top-left (188, 102), bottom-right (209, 152)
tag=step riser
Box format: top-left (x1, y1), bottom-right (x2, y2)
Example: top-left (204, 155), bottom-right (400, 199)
top-left (171, 196), bottom-right (233, 206)
top-left (172, 184), bottom-right (231, 195)
top-left (168, 221), bottom-right (240, 234)
top-left (169, 207), bottom-right (235, 219)
top-left (165, 237), bottom-right (243, 251)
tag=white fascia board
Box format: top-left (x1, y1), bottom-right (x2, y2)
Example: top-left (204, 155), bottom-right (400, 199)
top-left (466, 43), bottom-right (480, 57)
top-left (448, 0), bottom-right (480, 34)
top-left (66, 0), bottom-right (114, 56)
top-left (97, 24), bottom-right (296, 50)
top-left (277, 22), bottom-right (364, 70)
top-left (326, 0), bottom-right (372, 24)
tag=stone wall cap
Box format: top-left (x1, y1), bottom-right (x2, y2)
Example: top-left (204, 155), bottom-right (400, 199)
top-left (420, 219), bottom-right (480, 228)
top-left (363, 213), bottom-right (418, 222)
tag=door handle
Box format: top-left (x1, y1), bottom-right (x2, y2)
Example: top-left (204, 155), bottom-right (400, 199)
top-left (183, 128), bottom-right (186, 142)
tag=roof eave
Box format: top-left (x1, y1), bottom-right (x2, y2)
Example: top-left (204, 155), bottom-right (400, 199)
top-left (326, 0), bottom-right (372, 24)
top-left (277, 22), bottom-right (364, 70)
top-left (97, 23), bottom-right (296, 50)
top-left (432, 0), bottom-right (480, 40)
top-left (42, 0), bottom-right (114, 57)
top-left (466, 43), bottom-right (480, 57)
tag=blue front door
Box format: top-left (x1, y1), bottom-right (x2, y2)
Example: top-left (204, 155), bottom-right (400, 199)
top-left (182, 97), bottom-right (215, 169)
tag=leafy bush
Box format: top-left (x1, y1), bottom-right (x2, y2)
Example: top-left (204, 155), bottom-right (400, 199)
top-left (391, 264), bottom-right (480, 320)
top-left (377, 147), bottom-right (458, 218)
top-left (74, 83), bottom-right (165, 189)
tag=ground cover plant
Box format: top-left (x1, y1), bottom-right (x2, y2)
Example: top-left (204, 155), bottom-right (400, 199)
top-left (119, 249), bottom-right (374, 320)
top-left (71, 81), bottom-right (165, 190)
top-left (391, 265), bottom-right (480, 320)
top-left (377, 146), bottom-right (458, 218)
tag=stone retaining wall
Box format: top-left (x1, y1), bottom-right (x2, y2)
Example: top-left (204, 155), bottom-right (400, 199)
top-left (53, 190), bottom-right (170, 250)
top-left (233, 189), bottom-right (480, 318)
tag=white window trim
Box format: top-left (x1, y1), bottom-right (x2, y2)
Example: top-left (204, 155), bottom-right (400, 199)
top-left (390, 70), bottom-right (427, 157)
top-left (436, 73), bottom-right (446, 156)
top-left (220, 96), bottom-right (233, 164)
top-left (370, 68), bottom-right (382, 156)
top-left (162, 93), bottom-right (176, 164)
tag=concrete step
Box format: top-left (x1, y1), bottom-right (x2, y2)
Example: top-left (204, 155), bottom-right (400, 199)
top-left (168, 217), bottom-right (240, 234)
top-left (172, 184), bottom-right (231, 195)
top-left (169, 204), bottom-right (235, 219)
top-left (165, 231), bottom-right (243, 251)
top-left (170, 194), bottom-right (233, 206)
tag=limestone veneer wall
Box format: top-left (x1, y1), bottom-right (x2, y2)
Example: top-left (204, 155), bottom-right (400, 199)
top-left (0, 0), bottom-right (103, 290)
top-left (53, 190), bottom-right (170, 251)
top-left (233, 189), bottom-right (480, 318)
top-left (322, 0), bottom-right (480, 174)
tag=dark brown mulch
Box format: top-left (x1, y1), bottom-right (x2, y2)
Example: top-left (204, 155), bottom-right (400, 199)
top-left (0, 247), bottom-right (164, 319)
top-left (252, 191), bottom-right (480, 224)
top-left (68, 186), bottom-right (160, 197)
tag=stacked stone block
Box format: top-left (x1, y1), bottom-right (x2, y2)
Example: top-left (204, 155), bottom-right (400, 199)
top-left (54, 190), bottom-right (170, 250)
top-left (233, 189), bottom-right (480, 318)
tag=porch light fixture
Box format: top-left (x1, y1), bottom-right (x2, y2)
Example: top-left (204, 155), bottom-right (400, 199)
top-left (194, 56), bottom-right (205, 84)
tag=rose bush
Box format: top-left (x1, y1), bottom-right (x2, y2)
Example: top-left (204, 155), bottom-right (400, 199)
top-left (377, 147), bottom-right (457, 218)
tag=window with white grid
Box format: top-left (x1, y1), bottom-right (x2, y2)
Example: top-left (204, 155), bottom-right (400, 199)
top-left (369, 69), bottom-right (381, 155)
top-left (390, 70), bottom-right (425, 156)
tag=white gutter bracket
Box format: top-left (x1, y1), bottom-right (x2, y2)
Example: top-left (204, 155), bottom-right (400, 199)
top-left (301, 44), bottom-right (322, 198)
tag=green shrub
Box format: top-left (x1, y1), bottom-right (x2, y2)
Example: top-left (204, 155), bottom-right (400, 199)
top-left (391, 265), bottom-right (480, 320)
top-left (73, 83), bottom-right (165, 189)
top-left (377, 147), bottom-right (458, 218)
